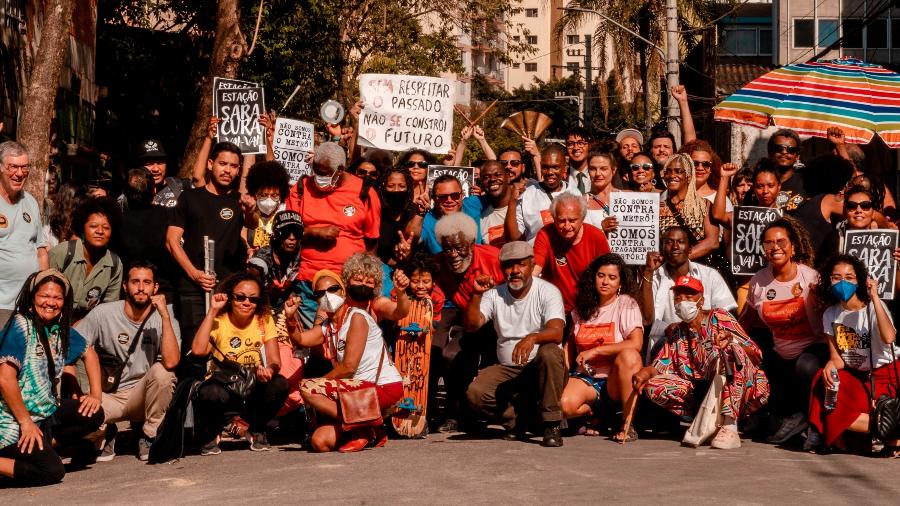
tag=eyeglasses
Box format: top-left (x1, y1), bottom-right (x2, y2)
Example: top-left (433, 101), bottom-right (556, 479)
top-left (662, 167), bottom-right (686, 176)
top-left (500, 159), bottom-right (523, 167)
top-left (692, 160), bottom-right (713, 169)
top-left (830, 274), bottom-right (857, 283)
top-left (313, 285), bottom-right (342, 298)
top-left (629, 163), bottom-right (653, 172)
top-left (435, 192), bottom-right (462, 202)
top-left (231, 293), bottom-right (260, 304)
top-left (443, 244), bottom-right (469, 256)
top-left (770, 144), bottom-right (800, 154)
top-left (845, 200), bottom-right (874, 211)
top-left (762, 238), bottom-right (790, 251)
top-left (566, 140), bottom-right (588, 148)
top-left (404, 161), bottom-right (428, 169)
top-left (356, 169), bottom-right (378, 178)
top-left (4, 163), bottom-right (30, 174)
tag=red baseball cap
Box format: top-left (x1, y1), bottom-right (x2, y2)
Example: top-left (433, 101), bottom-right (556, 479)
top-left (671, 275), bottom-right (703, 294)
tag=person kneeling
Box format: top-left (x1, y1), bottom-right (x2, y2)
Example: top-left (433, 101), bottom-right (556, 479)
top-left (293, 257), bottom-right (404, 453)
top-left (190, 272), bottom-right (288, 455)
top-left (632, 276), bottom-right (769, 449)
top-left (463, 241), bottom-right (567, 447)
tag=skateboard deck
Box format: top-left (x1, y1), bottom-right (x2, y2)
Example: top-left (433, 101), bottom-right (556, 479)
top-left (391, 297), bottom-right (434, 438)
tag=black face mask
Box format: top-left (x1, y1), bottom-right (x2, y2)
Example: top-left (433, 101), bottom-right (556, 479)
top-left (382, 191), bottom-right (408, 209)
top-left (347, 284), bottom-right (376, 302)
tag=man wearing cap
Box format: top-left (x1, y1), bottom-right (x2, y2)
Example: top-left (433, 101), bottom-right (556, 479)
top-left (463, 240), bottom-right (567, 447)
top-left (250, 210), bottom-right (304, 308)
top-left (565, 128), bottom-right (591, 195)
top-left (616, 129), bottom-right (644, 162)
top-left (135, 138), bottom-right (192, 208)
top-left (640, 226), bottom-right (737, 360)
top-left (632, 275), bottom-right (769, 449)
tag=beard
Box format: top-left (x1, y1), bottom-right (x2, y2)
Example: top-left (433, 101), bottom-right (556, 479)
top-left (127, 292), bottom-right (152, 309)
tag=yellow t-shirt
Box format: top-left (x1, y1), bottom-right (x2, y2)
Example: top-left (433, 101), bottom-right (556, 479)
top-left (209, 313), bottom-right (278, 370)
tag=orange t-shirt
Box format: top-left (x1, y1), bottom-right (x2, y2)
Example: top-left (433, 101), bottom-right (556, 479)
top-left (286, 177), bottom-right (381, 281)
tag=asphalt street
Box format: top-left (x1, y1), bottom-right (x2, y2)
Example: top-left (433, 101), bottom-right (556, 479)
top-left (3, 430), bottom-right (899, 504)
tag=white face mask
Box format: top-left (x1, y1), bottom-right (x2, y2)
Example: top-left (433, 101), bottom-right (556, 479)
top-left (319, 292), bottom-right (345, 313)
top-left (674, 300), bottom-right (700, 322)
top-left (313, 169), bottom-right (339, 190)
top-left (257, 197), bottom-right (278, 216)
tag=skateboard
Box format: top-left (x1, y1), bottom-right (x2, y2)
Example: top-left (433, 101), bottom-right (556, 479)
top-left (391, 297), bottom-right (434, 438)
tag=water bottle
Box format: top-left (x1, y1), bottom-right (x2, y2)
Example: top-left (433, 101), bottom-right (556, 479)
top-left (824, 369), bottom-right (840, 411)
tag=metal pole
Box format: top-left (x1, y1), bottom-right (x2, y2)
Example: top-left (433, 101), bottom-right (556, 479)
top-left (665, 0), bottom-right (681, 145)
top-left (584, 34), bottom-right (593, 131)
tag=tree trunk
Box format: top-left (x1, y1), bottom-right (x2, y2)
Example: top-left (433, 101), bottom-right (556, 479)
top-left (17, 0), bottom-right (77, 207)
top-left (178, 0), bottom-right (247, 179)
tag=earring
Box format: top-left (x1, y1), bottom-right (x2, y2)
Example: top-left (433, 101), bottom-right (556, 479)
top-left (651, 178), bottom-right (657, 185)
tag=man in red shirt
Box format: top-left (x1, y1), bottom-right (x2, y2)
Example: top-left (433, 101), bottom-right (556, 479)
top-left (432, 213), bottom-right (503, 433)
top-left (533, 192), bottom-right (610, 313)
top-left (284, 142), bottom-right (380, 326)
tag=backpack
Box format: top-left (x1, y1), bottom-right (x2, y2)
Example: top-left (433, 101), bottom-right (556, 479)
top-left (61, 239), bottom-right (121, 284)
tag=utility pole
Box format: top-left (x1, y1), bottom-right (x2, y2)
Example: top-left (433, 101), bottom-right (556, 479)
top-left (665, 0), bottom-right (681, 145)
top-left (583, 34), bottom-right (593, 132)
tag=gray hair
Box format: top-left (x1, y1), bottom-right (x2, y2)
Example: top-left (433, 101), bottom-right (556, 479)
top-left (341, 252), bottom-right (384, 295)
top-left (550, 192), bottom-right (587, 219)
top-left (314, 142), bottom-right (346, 172)
top-left (434, 212), bottom-right (477, 245)
top-left (0, 141), bottom-right (28, 165)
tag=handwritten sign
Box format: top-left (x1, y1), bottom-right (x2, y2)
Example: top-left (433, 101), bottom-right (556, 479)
top-left (843, 229), bottom-right (899, 300)
top-left (427, 165), bottom-right (475, 197)
top-left (212, 77), bottom-right (256, 111)
top-left (358, 74), bottom-right (454, 154)
top-left (731, 206), bottom-right (782, 275)
top-left (273, 118), bottom-right (314, 184)
top-left (607, 192), bottom-right (659, 265)
top-left (215, 85), bottom-right (266, 154)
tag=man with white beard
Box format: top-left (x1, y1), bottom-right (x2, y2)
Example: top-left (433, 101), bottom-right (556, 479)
top-left (463, 241), bottom-right (567, 447)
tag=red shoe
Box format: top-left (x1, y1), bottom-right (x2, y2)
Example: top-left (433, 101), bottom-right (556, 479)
top-left (338, 430), bottom-right (372, 453)
top-left (369, 426), bottom-right (388, 448)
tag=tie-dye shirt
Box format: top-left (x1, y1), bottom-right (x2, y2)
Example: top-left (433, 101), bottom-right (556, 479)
top-left (0, 314), bottom-right (86, 447)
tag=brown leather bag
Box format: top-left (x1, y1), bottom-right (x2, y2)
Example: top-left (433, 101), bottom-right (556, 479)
top-left (334, 313), bottom-right (388, 431)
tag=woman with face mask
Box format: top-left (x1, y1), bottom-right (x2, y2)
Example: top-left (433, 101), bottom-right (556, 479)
top-left (633, 275), bottom-right (769, 450)
top-left (560, 254), bottom-right (644, 442)
top-left (805, 255), bottom-right (898, 454)
top-left (376, 167), bottom-right (423, 268)
top-left (287, 255), bottom-right (404, 453)
top-left (243, 161), bottom-right (290, 252)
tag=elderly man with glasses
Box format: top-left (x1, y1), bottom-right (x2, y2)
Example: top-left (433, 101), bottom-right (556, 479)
top-left (0, 141), bottom-right (49, 328)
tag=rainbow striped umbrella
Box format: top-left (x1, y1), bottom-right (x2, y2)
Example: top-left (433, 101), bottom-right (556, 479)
top-left (714, 57), bottom-right (900, 147)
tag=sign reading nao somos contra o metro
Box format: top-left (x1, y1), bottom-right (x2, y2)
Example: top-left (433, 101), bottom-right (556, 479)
top-left (843, 229), bottom-right (899, 300)
top-left (607, 192), bottom-right (659, 265)
top-left (731, 206), bottom-right (782, 276)
top-left (213, 77), bottom-right (266, 154)
top-left (273, 118), bottom-right (314, 184)
top-left (358, 74), bottom-right (455, 154)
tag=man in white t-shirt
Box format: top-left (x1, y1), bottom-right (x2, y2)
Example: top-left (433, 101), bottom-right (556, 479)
top-left (478, 160), bottom-right (512, 248)
top-left (641, 226), bottom-right (737, 360)
top-left (463, 241), bottom-right (566, 447)
top-left (505, 144), bottom-right (573, 244)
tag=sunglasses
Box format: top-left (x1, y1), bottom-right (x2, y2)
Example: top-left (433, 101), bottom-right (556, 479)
top-left (762, 238), bottom-right (790, 251)
top-left (500, 159), bottom-right (523, 167)
top-left (231, 293), bottom-right (260, 304)
top-left (770, 144), bottom-right (800, 154)
top-left (629, 163), bottom-right (653, 171)
top-left (436, 192), bottom-right (462, 202)
top-left (404, 161), bottom-right (429, 169)
top-left (313, 285), bottom-right (342, 298)
top-left (845, 200), bottom-right (874, 211)
top-left (692, 160), bottom-right (713, 169)
top-left (357, 169), bottom-right (378, 178)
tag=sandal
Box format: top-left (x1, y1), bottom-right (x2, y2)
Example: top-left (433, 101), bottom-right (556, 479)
top-left (611, 425), bottom-right (638, 443)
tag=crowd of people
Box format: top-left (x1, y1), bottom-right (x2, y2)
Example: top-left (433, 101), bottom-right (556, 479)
top-left (2, 87), bottom-right (900, 488)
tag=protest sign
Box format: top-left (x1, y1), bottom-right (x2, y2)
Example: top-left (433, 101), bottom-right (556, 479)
top-left (358, 74), bottom-right (454, 154)
top-left (731, 206), bottom-right (782, 275)
top-left (607, 192), bottom-right (659, 265)
top-left (427, 165), bottom-right (475, 197)
top-left (843, 229), bottom-right (899, 300)
top-left (273, 118), bottom-right (315, 184)
top-left (215, 86), bottom-right (266, 154)
top-left (212, 77), bottom-right (257, 111)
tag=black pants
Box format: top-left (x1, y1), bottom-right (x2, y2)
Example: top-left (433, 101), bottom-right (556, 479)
top-left (0, 398), bottom-right (104, 488)
top-left (765, 342), bottom-right (830, 417)
top-left (175, 290), bottom-right (206, 357)
top-left (430, 306), bottom-right (497, 421)
top-left (193, 374), bottom-right (289, 444)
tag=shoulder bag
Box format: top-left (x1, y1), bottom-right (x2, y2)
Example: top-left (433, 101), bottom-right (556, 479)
top-left (682, 358), bottom-right (725, 447)
top-left (97, 307), bottom-right (155, 393)
top-left (867, 304), bottom-right (900, 441)
top-left (334, 309), bottom-right (390, 431)
top-left (207, 318), bottom-right (267, 400)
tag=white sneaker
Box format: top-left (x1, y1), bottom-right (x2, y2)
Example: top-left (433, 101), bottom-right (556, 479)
top-left (710, 427), bottom-right (741, 449)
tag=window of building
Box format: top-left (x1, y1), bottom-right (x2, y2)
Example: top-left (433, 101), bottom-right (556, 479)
top-left (566, 61), bottom-right (580, 72)
top-left (759, 28), bottom-right (773, 55)
top-left (893, 20), bottom-right (900, 48)
top-left (566, 35), bottom-right (580, 45)
top-left (843, 19), bottom-right (863, 49)
top-left (723, 28), bottom-right (758, 55)
top-left (512, 35), bottom-right (520, 42)
top-left (526, 35), bottom-right (538, 45)
top-left (818, 19), bottom-right (839, 47)
top-left (868, 18), bottom-right (888, 48)
top-left (794, 19), bottom-right (814, 48)
top-left (525, 63), bottom-right (537, 72)
top-left (512, 62), bottom-right (521, 69)
top-left (525, 8), bottom-right (538, 17)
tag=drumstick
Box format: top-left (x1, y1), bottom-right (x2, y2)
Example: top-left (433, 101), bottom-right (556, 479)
top-left (621, 389), bottom-right (639, 446)
top-left (453, 105), bottom-right (475, 126)
top-left (468, 99), bottom-right (498, 126)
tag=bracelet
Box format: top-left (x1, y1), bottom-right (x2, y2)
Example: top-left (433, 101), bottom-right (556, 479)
top-left (331, 134), bottom-right (342, 142)
top-left (642, 275), bottom-right (652, 283)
